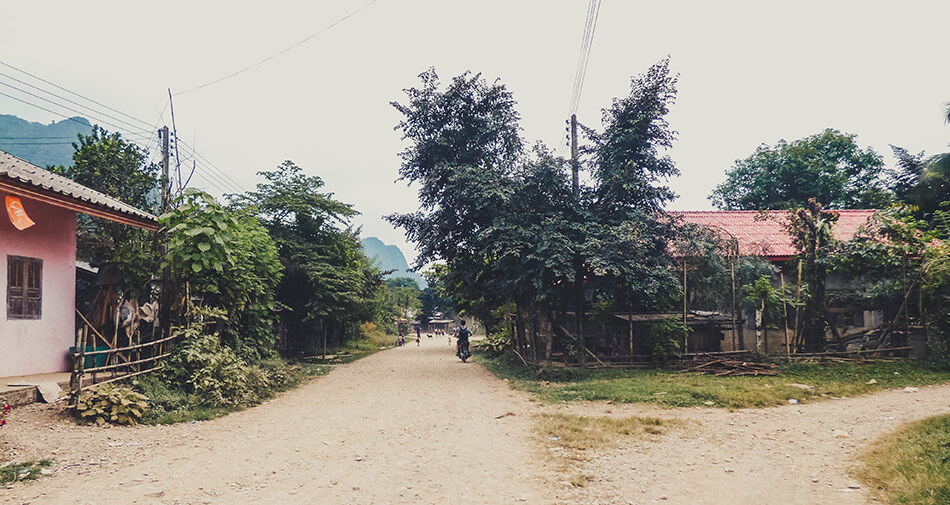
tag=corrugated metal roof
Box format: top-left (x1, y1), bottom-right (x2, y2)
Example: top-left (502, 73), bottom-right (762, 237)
top-left (670, 210), bottom-right (875, 259)
top-left (0, 150), bottom-right (158, 228)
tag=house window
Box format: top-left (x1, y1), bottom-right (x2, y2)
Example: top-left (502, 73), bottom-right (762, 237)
top-left (7, 256), bottom-right (42, 319)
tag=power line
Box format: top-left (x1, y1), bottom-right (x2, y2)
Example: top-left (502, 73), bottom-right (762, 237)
top-left (568, 0), bottom-right (601, 117)
top-left (0, 82), bottom-right (154, 141)
top-left (0, 60), bottom-right (155, 131)
top-left (0, 70), bottom-right (152, 133)
top-left (0, 62), bottom-right (246, 197)
top-left (174, 0), bottom-right (380, 96)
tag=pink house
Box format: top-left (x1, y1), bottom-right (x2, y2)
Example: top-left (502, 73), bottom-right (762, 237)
top-left (0, 150), bottom-right (157, 376)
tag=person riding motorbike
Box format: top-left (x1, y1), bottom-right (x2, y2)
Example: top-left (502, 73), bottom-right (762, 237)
top-left (454, 320), bottom-right (472, 361)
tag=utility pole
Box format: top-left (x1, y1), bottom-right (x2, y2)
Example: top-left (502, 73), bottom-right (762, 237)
top-left (161, 126), bottom-right (170, 211)
top-left (571, 114), bottom-right (579, 196)
top-left (159, 126), bottom-right (171, 340)
top-left (571, 114), bottom-right (585, 364)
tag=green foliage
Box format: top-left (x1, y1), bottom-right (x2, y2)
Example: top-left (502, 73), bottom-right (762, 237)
top-left (75, 383), bottom-right (149, 426)
top-left (481, 329), bottom-right (512, 358)
top-left (645, 316), bottom-right (686, 362)
top-left (587, 57), bottom-right (679, 217)
top-left (162, 325), bottom-right (269, 407)
top-left (388, 60), bottom-right (682, 333)
top-left (161, 189), bottom-right (237, 282)
top-left (231, 161), bottom-right (384, 355)
top-left (0, 460), bottom-right (52, 484)
top-left (51, 125), bottom-right (159, 297)
top-left (711, 128), bottom-right (891, 210)
top-left (161, 190), bottom-right (283, 357)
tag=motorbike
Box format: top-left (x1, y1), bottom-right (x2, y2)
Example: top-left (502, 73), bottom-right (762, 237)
top-left (457, 340), bottom-right (471, 362)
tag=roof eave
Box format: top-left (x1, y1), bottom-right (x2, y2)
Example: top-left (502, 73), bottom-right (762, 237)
top-left (0, 176), bottom-right (159, 231)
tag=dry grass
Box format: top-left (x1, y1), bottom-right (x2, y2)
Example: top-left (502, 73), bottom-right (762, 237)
top-left (855, 414), bottom-right (950, 505)
top-left (537, 413), bottom-right (681, 470)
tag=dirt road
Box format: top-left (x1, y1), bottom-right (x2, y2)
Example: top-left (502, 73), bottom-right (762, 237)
top-left (3, 339), bottom-right (949, 505)
top-left (2, 340), bottom-right (552, 505)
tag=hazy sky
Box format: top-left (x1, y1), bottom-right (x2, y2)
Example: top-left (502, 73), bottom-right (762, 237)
top-left (2, 1), bottom-right (948, 264)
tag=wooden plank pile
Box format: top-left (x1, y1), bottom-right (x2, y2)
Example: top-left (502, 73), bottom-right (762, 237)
top-left (684, 358), bottom-right (779, 376)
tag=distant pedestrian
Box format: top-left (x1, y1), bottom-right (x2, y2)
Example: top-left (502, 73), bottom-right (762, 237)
top-left (416, 335), bottom-right (421, 346)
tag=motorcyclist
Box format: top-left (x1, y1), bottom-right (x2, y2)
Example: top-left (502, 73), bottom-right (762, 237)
top-left (454, 320), bottom-right (472, 360)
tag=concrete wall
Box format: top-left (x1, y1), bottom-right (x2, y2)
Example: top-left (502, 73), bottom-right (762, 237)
top-left (0, 191), bottom-right (76, 376)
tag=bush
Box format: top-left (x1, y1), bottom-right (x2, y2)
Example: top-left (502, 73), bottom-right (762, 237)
top-left (646, 316), bottom-right (687, 363)
top-left (481, 329), bottom-right (512, 357)
top-left (163, 329), bottom-right (269, 407)
top-left (75, 383), bottom-right (149, 426)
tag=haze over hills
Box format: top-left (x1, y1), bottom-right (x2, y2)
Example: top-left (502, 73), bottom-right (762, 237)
top-left (361, 237), bottom-right (425, 287)
top-left (0, 114), bottom-right (91, 168)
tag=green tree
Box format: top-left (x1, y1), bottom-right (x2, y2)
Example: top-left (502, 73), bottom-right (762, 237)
top-left (582, 57), bottom-right (680, 311)
top-left (903, 105), bottom-right (950, 217)
top-left (52, 125), bottom-right (160, 296)
top-left (711, 129), bottom-right (891, 210)
top-left (418, 264), bottom-right (456, 323)
top-left (787, 199), bottom-right (840, 352)
top-left (232, 161), bottom-right (384, 355)
top-left (160, 190), bottom-right (283, 358)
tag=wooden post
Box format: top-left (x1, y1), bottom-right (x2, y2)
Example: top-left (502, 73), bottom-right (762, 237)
top-left (781, 271), bottom-right (791, 357)
top-left (794, 259), bottom-right (803, 351)
top-left (628, 310), bottom-right (634, 357)
top-left (571, 114), bottom-right (586, 366)
top-left (730, 244), bottom-right (738, 352)
top-left (682, 258), bottom-right (688, 352)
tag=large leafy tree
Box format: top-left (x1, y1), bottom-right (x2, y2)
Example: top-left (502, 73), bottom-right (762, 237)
top-left (232, 161), bottom-right (384, 355)
top-left (389, 60), bottom-right (684, 361)
top-left (53, 125), bottom-right (160, 298)
top-left (583, 58), bottom-right (680, 310)
top-left (710, 129), bottom-right (891, 210)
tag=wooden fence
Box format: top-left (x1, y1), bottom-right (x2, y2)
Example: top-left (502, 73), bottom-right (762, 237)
top-left (68, 308), bottom-right (176, 405)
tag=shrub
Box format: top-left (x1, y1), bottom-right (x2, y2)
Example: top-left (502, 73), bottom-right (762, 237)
top-left (163, 329), bottom-right (269, 407)
top-left (75, 383), bottom-right (149, 426)
top-left (481, 329), bottom-right (512, 357)
top-left (646, 316), bottom-right (687, 363)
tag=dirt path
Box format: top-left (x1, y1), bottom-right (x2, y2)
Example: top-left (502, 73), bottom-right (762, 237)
top-left (3, 340), bottom-right (949, 505)
top-left (549, 382), bottom-right (950, 504)
top-left (2, 339), bottom-right (552, 505)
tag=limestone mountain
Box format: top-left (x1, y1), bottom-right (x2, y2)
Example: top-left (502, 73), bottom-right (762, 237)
top-left (361, 237), bottom-right (425, 287)
top-left (0, 114), bottom-right (92, 168)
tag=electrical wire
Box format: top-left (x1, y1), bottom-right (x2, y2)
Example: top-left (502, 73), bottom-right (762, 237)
top-left (0, 60), bottom-right (155, 131)
top-left (0, 70), bottom-right (152, 133)
top-left (175, 0), bottom-right (380, 96)
top-left (0, 63), bottom-right (246, 196)
top-left (568, 0), bottom-right (601, 117)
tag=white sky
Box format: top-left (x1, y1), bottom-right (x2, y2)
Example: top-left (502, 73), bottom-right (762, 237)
top-left (2, 1), bottom-right (948, 264)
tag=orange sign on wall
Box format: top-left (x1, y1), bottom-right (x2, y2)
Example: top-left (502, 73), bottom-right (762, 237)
top-left (6, 195), bottom-right (35, 230)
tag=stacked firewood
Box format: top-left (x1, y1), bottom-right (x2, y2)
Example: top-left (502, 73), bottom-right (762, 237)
top-left (684, 359), bottom-right (779, 376)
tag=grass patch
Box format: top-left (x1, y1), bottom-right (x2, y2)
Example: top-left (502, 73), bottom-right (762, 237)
top-left (538, 413), bottom-right (678, 452)
top-left (483, 353), bottom-right (950, 409)
top-left (0, 459), bottom-right (51, 484)
top-left (855, 415), bottom-right (950, 505)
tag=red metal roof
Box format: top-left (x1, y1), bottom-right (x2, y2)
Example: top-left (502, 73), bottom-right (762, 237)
top-left (670, 210), bottom-right (876, 259)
